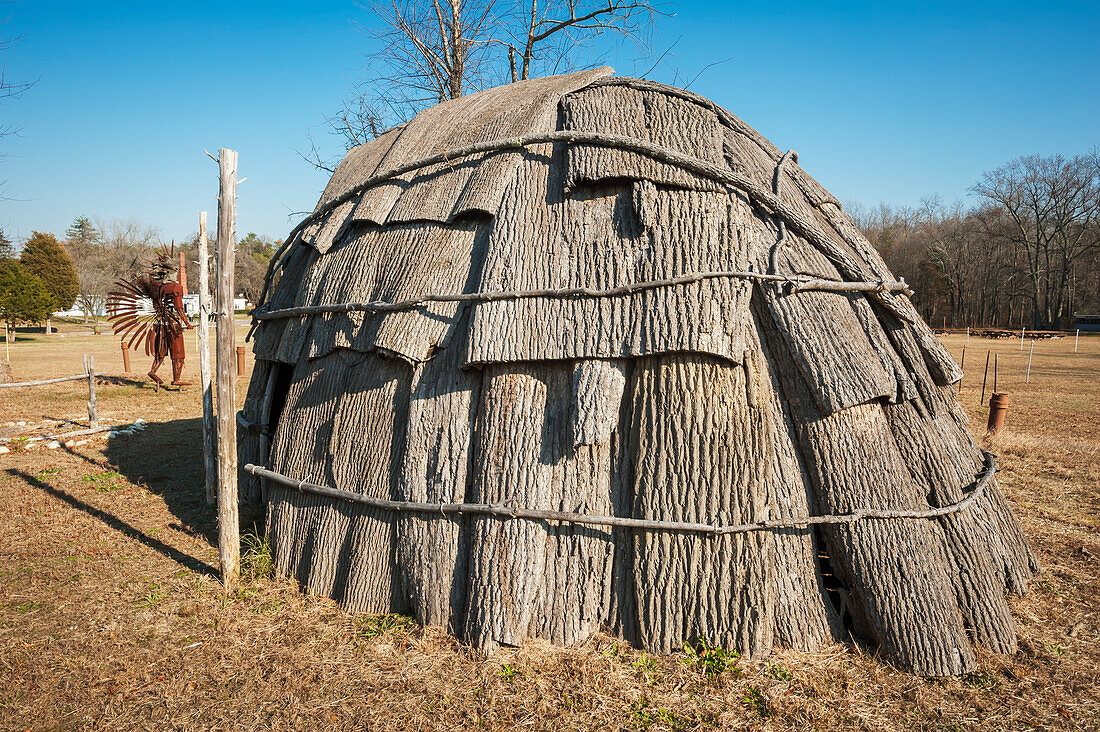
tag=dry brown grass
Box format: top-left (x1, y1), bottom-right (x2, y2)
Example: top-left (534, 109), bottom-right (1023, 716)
top-left (0, 322), bottom-right (1097, 731)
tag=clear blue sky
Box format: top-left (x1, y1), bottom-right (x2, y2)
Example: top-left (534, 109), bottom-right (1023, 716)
top-left (1, 0), bottom-right (1097, 244)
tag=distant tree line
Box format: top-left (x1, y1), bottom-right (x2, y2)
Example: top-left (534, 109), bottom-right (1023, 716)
top-left (855, 151), bottom-right (1100, 330)
top-left (0, 219), bottom-right (279, 332)
top-left (0, 229), bottom-right (79, 335)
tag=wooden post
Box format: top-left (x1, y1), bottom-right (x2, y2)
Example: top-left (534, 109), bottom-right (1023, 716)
top-left (198, 211), bottom-right (218, 505)
top-left (1020, 327), bottom-right (1025, 349)
top-left (84, 355), bottom-right (97, 429)
top-left (215, 149), bottom-right (240, 592)
top-left (980, 350), bottom-right (990, 406)
top-left (121, 343), bottom-right (131, 373)
top-left (1026, 340), bottom-right (1034, 384)
top-left (993, 352), bottom-right (998, 394)
top-left (1076, 329), bottom-right (1080, 353)
top-left (958, 346), bottom-right (966, 394)
top-left (966, 326), bottom-right (970, 346)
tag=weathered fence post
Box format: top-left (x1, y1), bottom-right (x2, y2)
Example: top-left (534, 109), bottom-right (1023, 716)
top-left (958, 346), bottom-right (966, 394)
top-left (1026, 340), bottom-right (1034, 384)
top-left (1076, 329), bottom-right (1080, 353)
top-left (980, 350), bottom-right (990, 406)
top-left (198, 211), bottom-right (218, 505)
top-left (215, 149), bottom-right (240, 592)
top-left (84, 355), bottom-right (97, 428)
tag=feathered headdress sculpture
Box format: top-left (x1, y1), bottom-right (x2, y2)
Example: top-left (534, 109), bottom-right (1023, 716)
top-left (106, 243), bottom-right (186, 355)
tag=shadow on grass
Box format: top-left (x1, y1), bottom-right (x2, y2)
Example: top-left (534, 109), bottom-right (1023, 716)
top-left (6, 468), bottom-right (218, 577)
top-left (103, 417), bottom-right (218, 546)
top-left (96, 374), bottom-right (150, 388)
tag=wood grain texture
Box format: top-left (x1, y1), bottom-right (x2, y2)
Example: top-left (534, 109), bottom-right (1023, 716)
top-left (626, 353), bottom-right (773, 657)
top-left (748, 320), bottom-right (842, 649)
top-left (562, 84), bottom-right (723, 192)
top-left (396, 312), bottom-right (481, 630)
top-left (266, 350), bottom-right (411, 613)
top-left (216, 149), bottom-right (239, 591)
top-left (464, 362), bottom-right (616, 649)
top-left (466, 158), bottom-right (752, 365)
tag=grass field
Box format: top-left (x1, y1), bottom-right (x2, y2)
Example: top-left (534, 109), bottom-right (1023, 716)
top-left (0, 321), bottom-right (1097, 730)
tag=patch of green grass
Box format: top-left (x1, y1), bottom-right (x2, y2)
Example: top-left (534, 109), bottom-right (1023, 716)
top-left (240, 531), bottom-right (274, 583)
top-left (35, 468), bottom-right (61, 478)
top-left (82, 470), bottom-right (124, 493)
top-left (135, 582), bottom-right (169, 609)
top-left (681, 638), bottom-right (741, 680)
top-left (632, 652), bottom-right (661, 685)
top-left (765, 664), bottom-right (793, 682)
top-left (740, 684), bottom-right (771, 718)
top-left (497, 663), bottom-right (522, 682)
top-left (629, 696), bottom-right (710, 731)
top-left (354, 613), bottom-right (415, 640)
top-left (8, 601), bottom-right (47, 614)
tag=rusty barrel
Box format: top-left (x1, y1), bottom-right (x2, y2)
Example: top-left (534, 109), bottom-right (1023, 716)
top-left (121, 343), bottom-right (131, 373)
top-left (236, 346), bottom-right (246, 376)
top-left (987, 392), bottom-right (1009, 435)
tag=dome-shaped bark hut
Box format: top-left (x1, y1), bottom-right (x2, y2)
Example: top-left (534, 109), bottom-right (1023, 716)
top-left (239, 68), bottom-right (1036, 675)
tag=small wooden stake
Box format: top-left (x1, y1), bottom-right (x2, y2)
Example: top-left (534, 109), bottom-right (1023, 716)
top-left (1020, 327), bottom-right (1025, 349)
top-left (215, 149), bottom-right (240, 593)
top-left (197, 211), bottom-right (217, 505)
top-left (1076, 329), bottom-right (1080, 353)
top-left (980, 350), bottom-right (990, 406)
top-left (1026, 340), bottom-right (1034, 384)
top-left (84, 355), bottom-right (97, 429)
top-left (958, 346), bottom-right (966, 394)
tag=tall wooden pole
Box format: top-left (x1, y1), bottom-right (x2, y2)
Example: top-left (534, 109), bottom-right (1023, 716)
top-left (197, 211), bottom-right (218, 505)
top-left (84, 355), bottom-right (97, 428)
top-left (215, 149), bottom-right (240, 592)
top-left (980, 351), bottom-right (990, 405)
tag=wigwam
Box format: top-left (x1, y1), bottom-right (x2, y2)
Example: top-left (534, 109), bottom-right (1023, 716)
top-left (238, 68), bottom-right (1036, 675)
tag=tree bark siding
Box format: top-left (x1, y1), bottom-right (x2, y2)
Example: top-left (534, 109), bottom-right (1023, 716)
top-left (464, 362), bottom-right (616, 648)
top-left (267, 351), bottom-right (410, 612)
top-left (750, 323), bottom-right (842, 649)
top-left (627, 353), bottom-right (773, 656)
top-left (245, 75), bottom-right (1035, 674)
top-left (396, 312), bottom-right (481, 629)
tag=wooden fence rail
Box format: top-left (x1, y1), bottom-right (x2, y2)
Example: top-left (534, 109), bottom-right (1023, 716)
top-left (0, 358), bottom-right (97, 428)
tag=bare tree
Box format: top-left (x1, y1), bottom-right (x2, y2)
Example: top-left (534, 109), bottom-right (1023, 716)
top-left (1, 8), bottom-right (37, 197)
top-left (311, 0), bottom-right (661, 166)
top-left (65, 218), bottom-right (160, 326)
top-left (973, 152), bottom-right (1100, 329)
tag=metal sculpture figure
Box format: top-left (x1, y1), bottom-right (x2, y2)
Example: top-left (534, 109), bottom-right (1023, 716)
top-left (107, 245), bottom-right (194, 390)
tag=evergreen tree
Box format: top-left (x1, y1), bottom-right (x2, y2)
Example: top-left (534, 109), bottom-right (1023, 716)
top-left (65, 216), bottom-right (99, 247)
top-left (20, 231), bottom-right (79, 310)
top-left (0, 260), bottom-right (53, 326)
top-left (0, 228), bottom-right (14, 261)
